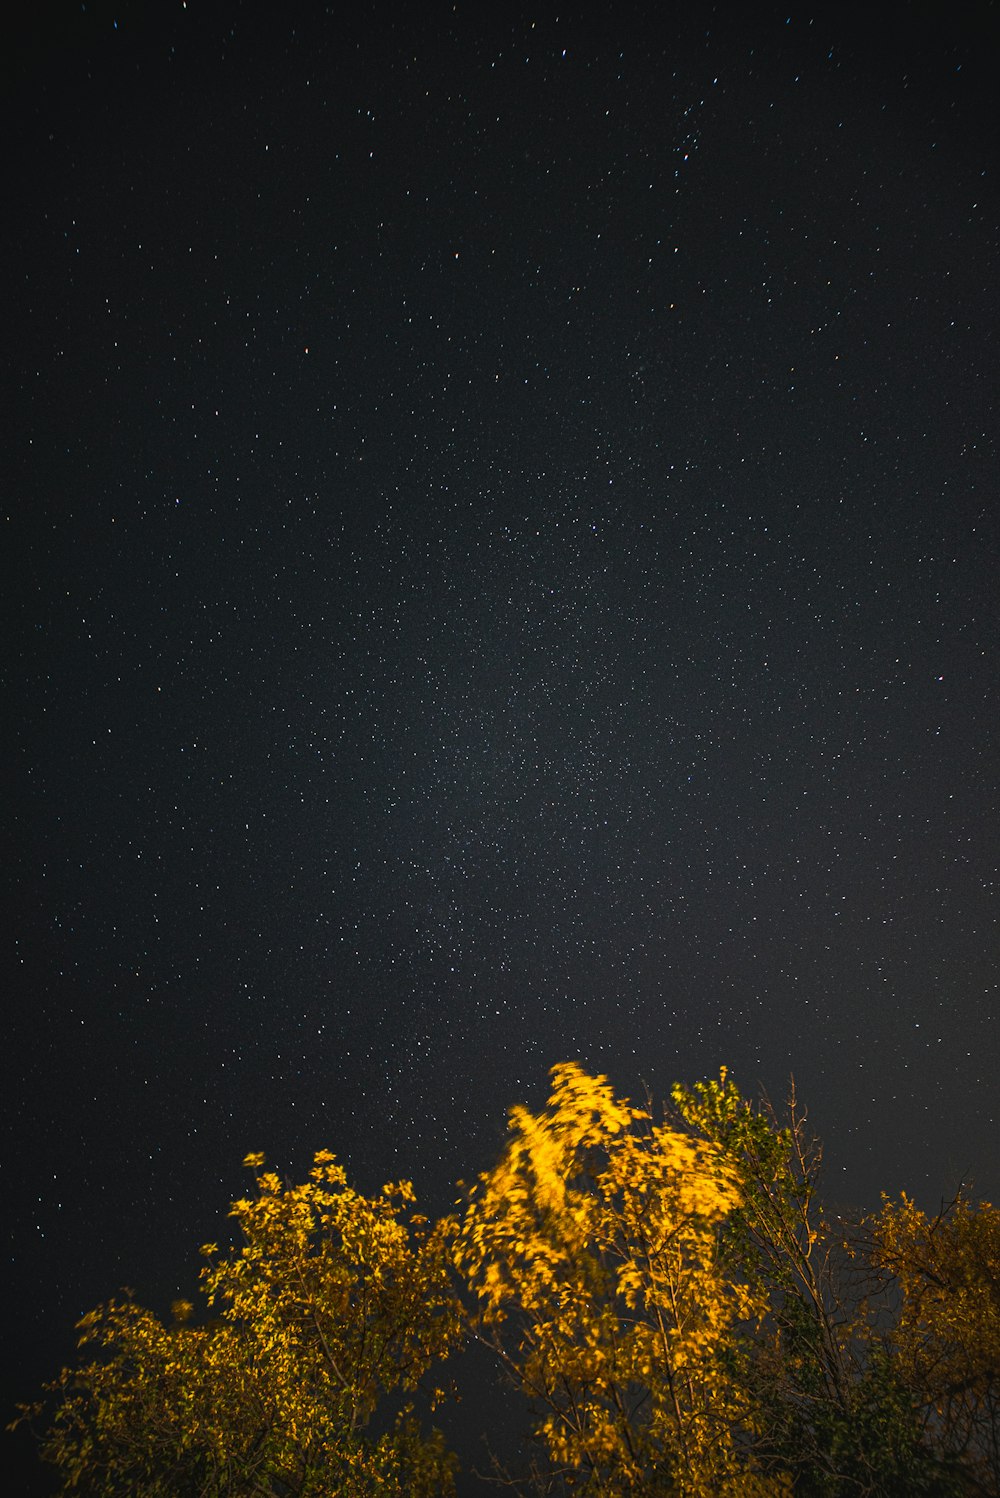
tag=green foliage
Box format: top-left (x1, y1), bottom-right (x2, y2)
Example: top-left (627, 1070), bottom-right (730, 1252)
top-left (11, 1067), bottom-right (999, 1498)
top-left (674, 1070), bottom-right (972, 1496)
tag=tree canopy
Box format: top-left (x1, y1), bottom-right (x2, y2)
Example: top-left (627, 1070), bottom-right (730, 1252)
top-left (11, 1065), bottom-right (997, 1496)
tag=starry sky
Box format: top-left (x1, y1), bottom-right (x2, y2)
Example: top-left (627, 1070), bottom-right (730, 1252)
top-left (4, 2), bottom-right (998, 1489)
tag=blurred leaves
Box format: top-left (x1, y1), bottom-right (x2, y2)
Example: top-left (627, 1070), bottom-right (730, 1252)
top-left (11, 1065), bottom-right (998, 1496)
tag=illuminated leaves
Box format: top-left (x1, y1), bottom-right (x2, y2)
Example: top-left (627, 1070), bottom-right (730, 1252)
top-left (13, 1066), bottom-right (999, 1497)
top-left (17, 1150), bottom-right (461, 1496)
top-left (455, 1062), bottom-right (769, 1495)
top-left (203, 1150), bottom-right (462, 1432)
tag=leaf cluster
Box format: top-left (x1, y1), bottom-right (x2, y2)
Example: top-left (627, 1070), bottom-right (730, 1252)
top-left (12, 1065), bottom-right (999, 1498)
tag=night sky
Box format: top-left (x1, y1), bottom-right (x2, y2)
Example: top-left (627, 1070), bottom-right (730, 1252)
top-left (4, 2), bottom-right (998, 1489)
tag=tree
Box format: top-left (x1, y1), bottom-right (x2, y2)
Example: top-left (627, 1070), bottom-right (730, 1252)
top-left (13, 1064), bottom-right (997, 1497)
top-left (13, 1150), bottom-right (461, 1496)
top-left (673, 1069), bottom-right (967, 1495)
top-left (454, 1061), bottom-right (777, 1496)
top-left (872, 1192), bottom-right (1000, 1495)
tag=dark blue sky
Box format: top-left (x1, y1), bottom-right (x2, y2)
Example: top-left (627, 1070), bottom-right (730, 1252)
top-left (5, 2), bottom-right (998, 1489)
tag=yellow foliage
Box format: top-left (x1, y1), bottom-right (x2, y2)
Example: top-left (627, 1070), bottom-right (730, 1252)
top-left (456, 1062), bottom-right (771, 1495)
top-left (20, 1148), bottom-right (461, 1497)
top-left (873, 1191), bottom-right (1000, 1488)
